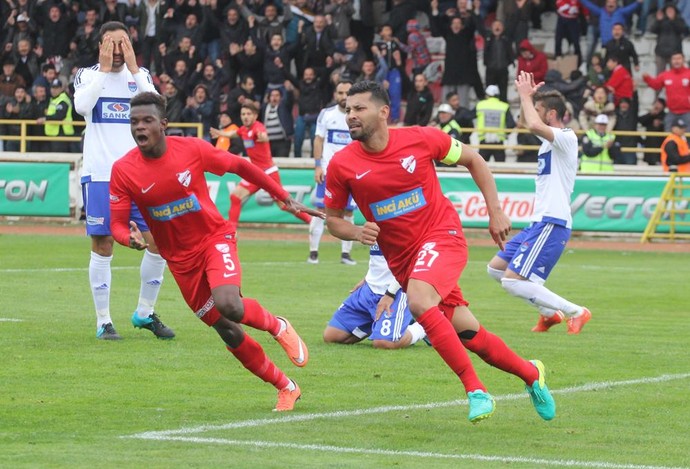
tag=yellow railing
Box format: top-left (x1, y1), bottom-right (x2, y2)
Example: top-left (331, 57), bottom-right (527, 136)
top-left (0, 119), bottom-right (203, 152)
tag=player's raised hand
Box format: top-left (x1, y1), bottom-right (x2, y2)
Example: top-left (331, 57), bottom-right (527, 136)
top-left (128, 221), bottom-right (149, 250)
top-left (358, 221), bottom-right (380, 246)
top-left (99, 35), bottom-right (114, 72)
top-left (515, 71), bottom-right (543, 98)
top-left (281, 197), bottom-right (325, 219)
top-left (488, 209), bottom-right (511, 251)
top-left (120, 35), bottom-right (139, 73)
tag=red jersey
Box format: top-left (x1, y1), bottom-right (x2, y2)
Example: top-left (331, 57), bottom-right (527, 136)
top-left (325, 126), bottom-right (462, 277)
top-left (605, 64), bottom-right (633, 105)
top-left (237, 121), bottom-right (275, 170)
top-left (110, 136), bottom-right (289, 264)
top-left (643, 67), bottom-right (690, 114)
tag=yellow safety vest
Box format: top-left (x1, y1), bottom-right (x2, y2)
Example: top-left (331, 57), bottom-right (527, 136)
top-left (476, 97), bottom-right (509, 142)
top-left (45, 92), bottom-right (75, 137)
top-left (580, 128), bottom-right (614, 172)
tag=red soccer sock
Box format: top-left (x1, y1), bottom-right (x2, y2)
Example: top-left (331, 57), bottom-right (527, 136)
top-left (279, 204), bottom-right (312, 224)
top-left (416, 306), bottom-right (485, 393)
top-left (227, 333), bottom-right (289, 390)
top-left (228, 194), bottom-right (243, 226)
top-left (240, 298), bottom-right (281, 336)
top-left (461, 326), bottom-right (539, 385)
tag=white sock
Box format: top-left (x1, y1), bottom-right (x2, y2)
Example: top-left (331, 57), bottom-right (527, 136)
top-left (487, 265), bottom-right (505, 283)
top-left (309, 216), bottom-right (324, 252)
top-left (501, 278), bottom-right (583, 317)
top-left (284, 379), bottom-right (296, 391)
top-left (136, 249), bottom-right (166, 318)
top-left (406, 322), bottom-right (426, 345)
top-left (341, 214), bottom-right (354, 254)
top-left (90, 251), bottom-right (112, 329)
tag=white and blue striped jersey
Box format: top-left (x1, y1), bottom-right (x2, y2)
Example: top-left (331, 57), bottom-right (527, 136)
top-left (74, 65), bottom-right (156, 182)
top-left (315, 104), bottom-right (351, 174)
top-left (365, 244), bottom-right (401, 296)
top-left (534, 127), bottom-right (579, 228)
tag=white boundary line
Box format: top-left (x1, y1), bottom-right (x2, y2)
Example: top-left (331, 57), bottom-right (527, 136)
top-left (0, 318), bottom-right (23, 322)
top-left (124, 373), bottom-right (690, 469)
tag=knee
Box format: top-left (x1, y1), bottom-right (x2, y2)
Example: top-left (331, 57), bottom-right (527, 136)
top-left (487, 265), bottom-right (505, 283)
top-left (500, 277), bottom-right (521, 296)
top-left (215, 293), bottom-right (244, 323)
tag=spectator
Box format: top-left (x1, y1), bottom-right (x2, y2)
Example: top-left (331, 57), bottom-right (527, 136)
top-left (357, 54), bottom-right (388, 84)
top-left (181, 83), bottom-right (214, 141)
top-left (395, 18), bottom-right (430, 77)
top-left (579, 0), bottom-right (642, 52)
top-left (219, 6), bottom-right (250, 75)
top-left (99, 0), bottom-right (129, 25)
top-left (612, 97), bottom-right (639, 164)
top-left (483, 19), bottom-right (514, 101)
top-left (36, 78), bottom-right (75, 153)
top-left (5, 11), bottom-right (39, 51)
top-left (263, 33), bottom-right (299, 91)
top-left (638, 97), bottom-right (666, 165)
top-left (387, 0), bottom-right (418, 43)
top-left (374, 24), bottom-right (404, 122)
top-left (474, 84), bottom-right (516, 162)
top-left (41, 5), bottom-right (77, 64)
top-left (32, 63), bottom-right (57, 90)
top-left (436, 102), bottom-right (463, 157)
top-left (660, 118), bottom-right (690, 172)
top-left (446, 90), bottom-right (475, 144)
top-left (650, 2), bottom-right (689, 74)
top-left (498, 0), bottom-right (537, 48)
top-left (188, 62), bottom-right (230, 109)
top-left (229, 38), bottom-right (265, 98)
top-left (261, 86), bottom-right (295, 158)
top-left (580, 113), bottom-right (617, 172)
top-left (27, 84), bottom-right (49, 152)
top-left (333, 36), bottom-right (366, 82)
top-left (213, 110), bottom-right (244, 155)
top-left (584, 0), bottom-right (606, 65)
top-left (12, 38), bottom-right (41, 87)
top-left (241, 1), bottom-right (293, 45)
top-left (585, 52), bottom-right (607, 89)
top-left (0, 58), bottom-right (26, 99)
top-left (168, 58), bottom-right (192, 97)
top-left (1, 86), bottom-right (33, 151)
top-left (515, 116), bottom-right (542, 163)
top-left (431, 3), bottom-right (484, 109)
top-left (293, 66), bottom-right (326, 158)
top-left (642, 52), bottom-right (690, 131)
top-left (403, 72), bottom-right (434, 127)
top-left (517, 39), bottom-right (548, 85)
top-left (555, 0), bottom-right (582, 66)
top-left (134, 0), bottom-right (167, 74)
top-left (604, 53), bottom-right (633, 106)
top-left (603, 22), bottom-right (639, 74)
top-left (300, 14), bottom-right (336, 85)
top-left (161, 78), bottom-right (185, 136)
top-left (227, 74), bottom-right (261, 125)
top-left (70, 8), bottom-right (100, 69)
top-left (161, 35), bottom-right (200, 77)
top-left (579, 85), bottom-right (617, 131)
top-left (324, 0), bottom-right (355, 48)
top-left (174, 12), bottom-right (203, 48)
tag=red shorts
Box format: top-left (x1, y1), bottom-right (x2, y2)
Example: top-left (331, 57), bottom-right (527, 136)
top-left (399, 229), bottom-right (470, 316)
top-left (239, 166), bottom-right (282, 200)
top-left (168, 232), bottom-right (242, 326)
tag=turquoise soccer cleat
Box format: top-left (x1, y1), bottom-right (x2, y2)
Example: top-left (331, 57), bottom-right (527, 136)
top-left (526, 359), bottom-right (556, 421)
top-left (467, 390), bottom-right (495, 424)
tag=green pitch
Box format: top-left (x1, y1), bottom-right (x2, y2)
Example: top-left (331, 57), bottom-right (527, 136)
top-left (0, 233), bottom-right (688, 468)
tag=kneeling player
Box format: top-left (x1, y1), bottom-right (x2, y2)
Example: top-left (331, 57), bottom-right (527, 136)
top-left (323, 244), bottom-right (427, 349)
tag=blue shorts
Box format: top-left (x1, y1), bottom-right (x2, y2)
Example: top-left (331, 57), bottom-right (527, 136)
top-left (313, 181), bottom-right (357, 211)
top-left (497, 221), bottom-right (571, 284)
top-left (81, 178), bottom-right (149, 236)
top-left (328, 282), bottom-right (413, 342)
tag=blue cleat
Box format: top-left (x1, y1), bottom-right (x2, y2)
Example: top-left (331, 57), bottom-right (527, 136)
top-left (131, 312), bottom-right (175, 339)
top-left (467, 390), bottom-right (495, 423)
top-left (526, 359), bottom-right (556, 421)
top-left (96, 322), bottom-right (122, 340)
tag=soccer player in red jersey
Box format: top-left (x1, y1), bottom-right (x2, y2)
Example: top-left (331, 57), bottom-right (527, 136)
top-left (325, 81), bottom-right (556, 423)
top-left (110, 92), bottom-right (321, 411)
top-left (210, 102), bottom-right (312, 228)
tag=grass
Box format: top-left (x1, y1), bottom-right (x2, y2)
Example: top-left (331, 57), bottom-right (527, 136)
top-left (0, 231), bottom-right (688, 468)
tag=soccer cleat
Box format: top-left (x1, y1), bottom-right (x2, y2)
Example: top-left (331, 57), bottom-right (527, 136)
top-left (274, 380), bottom-right (301, 412)
top-left (307, 251), bottom-right (319, 264)
top-left (97, 323), bottom-right (122, 340)
top-left (526, 359), bottom-right (556, 421)
top-left (340, 253), bottom-right (357, 265)
top-left (274, 316), bottom-right (309, 367)
top-left (566, 308), bottom-right (592, 335)
top-left (131, 312), bottom-right (176, 339)
top-left (531, 311), bottom-right (565, 332)
top-left (467, 390), bottom-right (495, 424)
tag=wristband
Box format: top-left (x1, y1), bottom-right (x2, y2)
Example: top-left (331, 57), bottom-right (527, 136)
top-left (384, 290), bottom-right (396, 299)
top-left (314, 159), bottom-right (322, 168)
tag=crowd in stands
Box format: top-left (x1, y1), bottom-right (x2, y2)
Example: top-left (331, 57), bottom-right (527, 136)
top-left (1, 0), bottom-right (689, 167)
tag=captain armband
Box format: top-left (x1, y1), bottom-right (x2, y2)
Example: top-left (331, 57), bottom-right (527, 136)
top-left (440, 137), bottom-right (463, 165)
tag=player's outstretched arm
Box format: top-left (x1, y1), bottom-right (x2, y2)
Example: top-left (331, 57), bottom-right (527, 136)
top-left (515, 70), bottom-right (554, 142)
top-left (326, 208), bottom-right (379, 245)
top-left (281, 197), bottom-right (325, 219)
top-left (126, 221), bottom-right (149, 251)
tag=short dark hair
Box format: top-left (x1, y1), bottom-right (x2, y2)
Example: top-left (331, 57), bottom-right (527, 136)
top-left (347, 80), bottom-right (390, 106)
top-left (99, 21), bottom-right (128, 43)
top-left (241, 102), bottom-right (259, 114)
top-left (130, 92), bottom-right (167, 119)
top-left (533, 90), bottom-right (567, 120)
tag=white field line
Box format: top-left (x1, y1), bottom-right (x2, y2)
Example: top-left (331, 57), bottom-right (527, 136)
top-left (126, 372), bottom-right (690, 439)
top-left (0, 318), bottom-right (23, 322)
top-left (123, 436), bottom-right (689, 469)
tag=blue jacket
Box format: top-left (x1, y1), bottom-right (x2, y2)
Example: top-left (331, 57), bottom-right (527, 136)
top-left (579, 0), bottom-right (640, 46)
